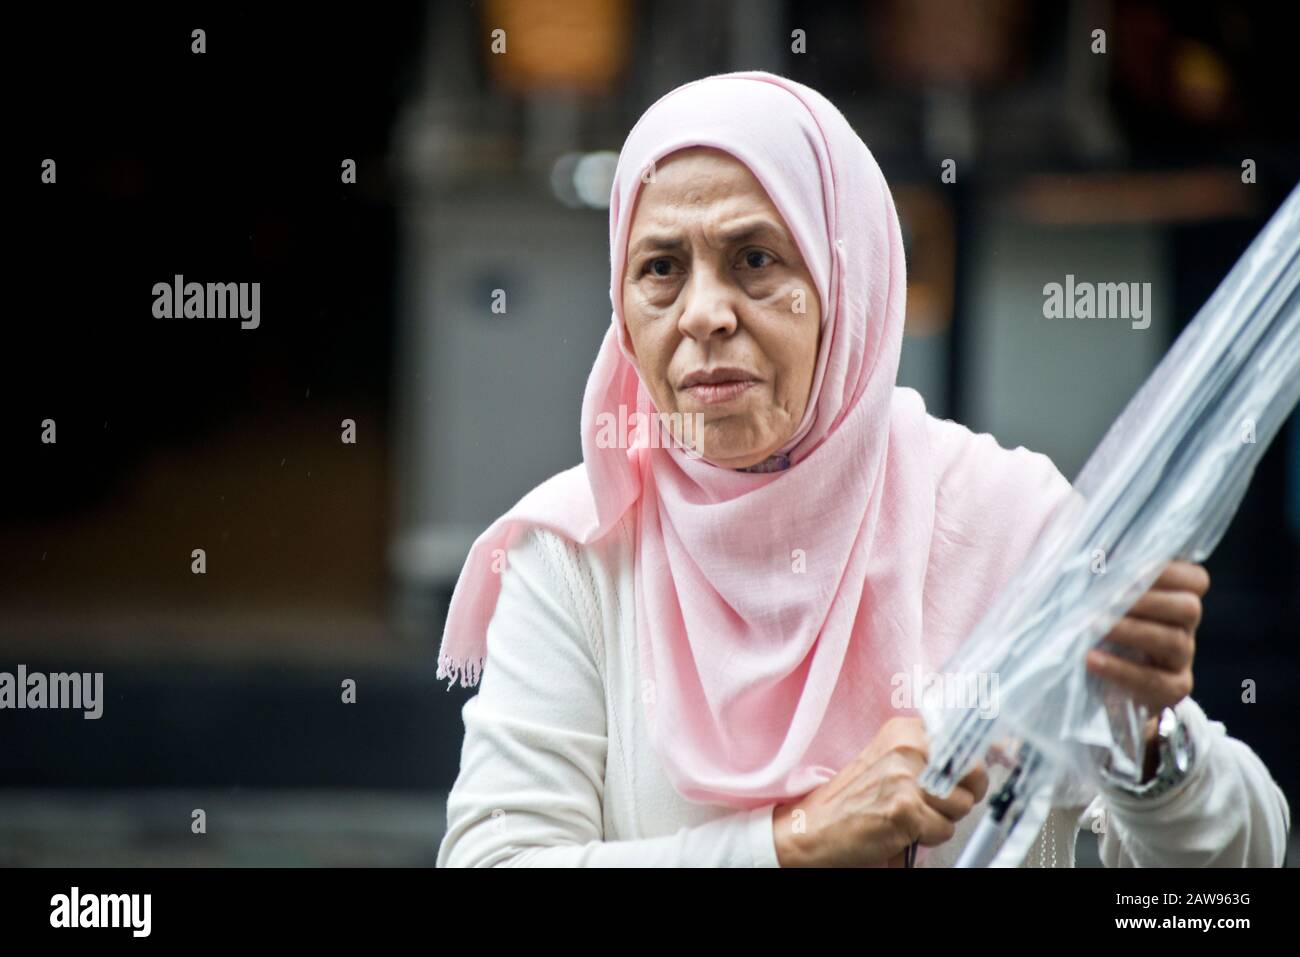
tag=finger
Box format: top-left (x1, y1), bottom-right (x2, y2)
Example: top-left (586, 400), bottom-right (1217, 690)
top-left (914, 802), bottom-right (959, 848)
top-left (1086, 649), bottom-right (1192, 711)
top-left (957, 762), bottom-right (989, 804)
top-left (1101, 616), bottom-right (1194, 670)
top-left (922, 783), bottom-right (978, 822)
top-left (1153, 561), bottom-right (1211, 597)
top-left (1123, 587), bottom-right (1202, 631)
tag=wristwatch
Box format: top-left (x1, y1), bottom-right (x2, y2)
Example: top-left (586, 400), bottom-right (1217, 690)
top-left (1098, 705), bottom-right (1196, 799)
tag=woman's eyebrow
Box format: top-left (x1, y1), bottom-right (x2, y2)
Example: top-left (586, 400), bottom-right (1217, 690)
top-left (627, 234), bottom-right (685, 260)
top-left (717, 219), bottom-right (787, 247)
top-left (628, 220), bottom-right (788, 261)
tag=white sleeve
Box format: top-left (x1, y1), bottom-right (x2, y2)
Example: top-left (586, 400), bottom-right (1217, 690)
top-left (436, 527), bottom-right (781, 868)
top-left (1086, 696), bottom-right (1291, 867)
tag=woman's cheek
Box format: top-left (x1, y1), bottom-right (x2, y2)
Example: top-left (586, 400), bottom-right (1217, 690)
top-left (633, 282), bottom-right (678, 316)
top-left (749, 274), bottom-right (807, 314)
top-left (630, 328), bottom-right (678, 407)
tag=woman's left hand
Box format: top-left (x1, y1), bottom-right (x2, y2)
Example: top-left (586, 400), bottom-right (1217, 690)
top-left (1085, 560), bottom-right (1210, 758)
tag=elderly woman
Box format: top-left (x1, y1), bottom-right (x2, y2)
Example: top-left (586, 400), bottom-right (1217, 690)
top-left (435, 72), bottom-right (1289, 867)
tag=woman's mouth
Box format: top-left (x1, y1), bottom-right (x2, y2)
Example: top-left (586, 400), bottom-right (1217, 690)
top-left (682, 379), bottom-right (757, 405)
top-left (681, 369), bottom-right (759, 405)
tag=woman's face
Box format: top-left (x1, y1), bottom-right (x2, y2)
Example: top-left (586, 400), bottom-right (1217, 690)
top-left (620, 147), bottom-right (822, 470)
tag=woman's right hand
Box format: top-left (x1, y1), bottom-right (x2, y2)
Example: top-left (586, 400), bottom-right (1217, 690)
top-left (772, 716), bottom-right (989, 867)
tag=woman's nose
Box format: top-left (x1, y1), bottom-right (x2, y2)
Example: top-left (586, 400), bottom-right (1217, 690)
top-left (677, 265), bottom-right (738, 341)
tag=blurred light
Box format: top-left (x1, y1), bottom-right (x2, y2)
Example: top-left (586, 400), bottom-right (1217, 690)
top-left (550, 152), bottom-right (582, 208)
top-left (574, 151), bottom-right (617, 208)
top-left (482, 0), bottom-right (631, 95)
top-left (550, 151), bottom-right (617, 209)
top-left (1173, 39), bottom-right (1232, 122)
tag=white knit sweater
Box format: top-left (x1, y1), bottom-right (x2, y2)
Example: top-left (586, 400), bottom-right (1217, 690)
top-left (437, 514), bottom-right (1291, 867)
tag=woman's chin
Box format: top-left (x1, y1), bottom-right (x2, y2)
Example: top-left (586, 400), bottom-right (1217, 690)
top-left (696, 434), bottom-right (778, 470)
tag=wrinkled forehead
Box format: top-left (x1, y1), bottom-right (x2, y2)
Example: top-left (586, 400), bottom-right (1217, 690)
top-left (624, 146), bottom-right (783, 233)
top-left (609, 77), bottom-right (834, 322)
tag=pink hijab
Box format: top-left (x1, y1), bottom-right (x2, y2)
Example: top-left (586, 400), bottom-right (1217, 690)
top-left (437, 71), bottom-right (1072, 812)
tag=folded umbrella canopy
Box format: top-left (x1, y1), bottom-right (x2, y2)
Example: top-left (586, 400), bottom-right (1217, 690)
top-left (919, 181), bottom-right (1300, 867)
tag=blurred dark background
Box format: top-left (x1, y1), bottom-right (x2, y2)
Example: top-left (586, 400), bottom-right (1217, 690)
top-left (2, 0), bottom-right (1297, 866)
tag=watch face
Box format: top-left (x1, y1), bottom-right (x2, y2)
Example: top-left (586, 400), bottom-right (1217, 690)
top-left (1158, 706), bottom-right (1178, 738)
top-left (1148, 707), bottom-right (1191, 784)
top-left (1173, 749), bottom-right (1190, 774)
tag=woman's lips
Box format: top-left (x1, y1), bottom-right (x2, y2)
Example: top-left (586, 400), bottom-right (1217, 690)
top-left (682, 379), bottom-right (757, 405)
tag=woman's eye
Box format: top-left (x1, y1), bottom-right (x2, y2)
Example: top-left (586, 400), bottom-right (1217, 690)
top-left (742, 250), bottom-right (772, 269)
top-left (646, 258), bottom-right (676, 278)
